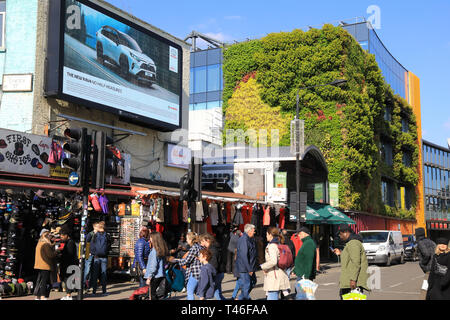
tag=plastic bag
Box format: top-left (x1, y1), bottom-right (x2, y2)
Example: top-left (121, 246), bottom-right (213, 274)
top-left (342, 288), bottom-right (367, 300)
top-left (295, 277), bottom-right (319, 300)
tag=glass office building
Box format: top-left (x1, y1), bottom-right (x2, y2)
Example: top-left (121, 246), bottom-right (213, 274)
top-left (423, 140), bottom-right (450, 237)
top-left (342, 22), bottom-right (409, 100)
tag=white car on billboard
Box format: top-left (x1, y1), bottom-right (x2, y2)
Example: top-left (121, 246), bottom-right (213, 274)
top-left (96, 25), bottom-right (157, 87)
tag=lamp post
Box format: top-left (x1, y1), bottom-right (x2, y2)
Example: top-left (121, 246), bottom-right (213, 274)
top-left (294, 79), bottom-right (347, 231)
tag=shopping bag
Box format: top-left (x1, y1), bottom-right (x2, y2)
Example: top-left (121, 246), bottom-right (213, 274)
top-left (295, 277), bottom-right (318, 300)
top-left (342, 288), bottom-right (367, 300)
top-left (421, 279), bottom-right (428, 291)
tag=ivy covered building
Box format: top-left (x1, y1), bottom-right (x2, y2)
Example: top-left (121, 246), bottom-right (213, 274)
top-left (187, 21), bottom-right (425, 233)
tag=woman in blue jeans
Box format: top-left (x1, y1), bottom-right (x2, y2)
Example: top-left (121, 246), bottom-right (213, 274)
top-left (132, 227), bottom-right (150, 287)
top-left (168, 232), bottom-right (204, 300)
top-left (145, 232), bottom-right (168, 300)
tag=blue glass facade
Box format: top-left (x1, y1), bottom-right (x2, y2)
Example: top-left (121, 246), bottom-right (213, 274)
top-left (342, 22), bottom-right (408, 100)
top-left (423, 140), bottom-right (450, 222)
top-left (190, 48), bottom-right (223, 111)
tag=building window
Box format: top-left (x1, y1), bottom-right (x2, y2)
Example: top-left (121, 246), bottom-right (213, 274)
top-left (401, 118), bottom-right (409, 133)
top-left (380, 141), bottom-right (393, 166)
top-left (0, 1), bottom-right (5, 50)
top-left (402, 152), bottom-right (412, 167)
top-left (193, 66), bottom-right (207, 93)
top-left (207, 64), bottom-right (221, 92)
top-left (384, 107), bottom-right (392, 122)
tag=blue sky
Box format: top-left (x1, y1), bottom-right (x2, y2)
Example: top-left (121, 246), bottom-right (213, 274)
top-left (105, 0), bottom-right (450, 147)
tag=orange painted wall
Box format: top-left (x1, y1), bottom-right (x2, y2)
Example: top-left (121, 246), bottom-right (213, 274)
top-left (407, 72), bottom-right (426, 233)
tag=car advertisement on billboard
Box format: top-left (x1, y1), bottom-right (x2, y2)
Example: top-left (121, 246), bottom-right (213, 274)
top-left (59, 0), bottom-right (182, 129)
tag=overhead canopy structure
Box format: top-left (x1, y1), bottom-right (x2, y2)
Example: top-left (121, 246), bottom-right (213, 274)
top-left (305, 202), bottom-right (355, 225)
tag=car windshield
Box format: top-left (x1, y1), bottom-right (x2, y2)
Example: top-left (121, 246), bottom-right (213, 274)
top-left (118, 32), bottom-right (142, 53)
top-left (360, 232), bottom-right (389, 243)
top-left (403, 236), bottom-right (413, 243)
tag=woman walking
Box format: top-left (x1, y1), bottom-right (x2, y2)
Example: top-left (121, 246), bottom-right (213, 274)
top-left (34, 229), bottom-right (58, 300)
top-left (169, 232), bottom-right (204, 300)
top-left (145, 232), bottom-right (169, 300)
top-left (260, 226), bottom-right (290, 300)
top-left (427, 237), bottom-right (450, 300)
top-left (133, 227), bottom-right (150, 288)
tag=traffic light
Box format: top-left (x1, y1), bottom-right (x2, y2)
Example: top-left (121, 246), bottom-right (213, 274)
top-left (91, 131), bottom-right (114, 190)
top-left (179, 173), bottom-right (195, 202)
top-left (62, 127), bottom-right (88, 187)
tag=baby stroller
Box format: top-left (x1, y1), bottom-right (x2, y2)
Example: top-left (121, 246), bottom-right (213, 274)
top-left (129, 262), bottom-right (185, 300)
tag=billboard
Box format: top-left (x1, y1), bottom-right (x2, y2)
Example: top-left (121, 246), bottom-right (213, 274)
top-left (46, 0), bottom-right (183, 131)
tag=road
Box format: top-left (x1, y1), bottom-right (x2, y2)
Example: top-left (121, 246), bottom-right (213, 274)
top-left (3, 260), bottom-right (425, 301)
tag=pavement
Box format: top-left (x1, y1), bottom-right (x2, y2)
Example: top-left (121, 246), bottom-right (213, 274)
top-left (2, 260), bottom-right (425, 301)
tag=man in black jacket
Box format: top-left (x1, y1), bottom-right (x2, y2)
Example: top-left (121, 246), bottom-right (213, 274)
top-left (415, 227), bottom-right (436, 299)
top-left (59, 227), bottom-right (78, 300)
top-left (235, 224), bottom-right (257, 300)
top-left (86, 221), bottom-right (111, 296)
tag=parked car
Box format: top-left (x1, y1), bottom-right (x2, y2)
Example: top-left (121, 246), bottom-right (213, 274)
top-left (360, 230), bottom-right (405, 266)
top-left (402, 234), bottom-right (418, 261)
top-left (96, 25), bottom-right (157, 87)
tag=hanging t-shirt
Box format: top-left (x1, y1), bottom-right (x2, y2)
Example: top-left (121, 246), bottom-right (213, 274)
top-left (195, 201), bottom-right (204, 222)
top-left (278, 207), bottom-right (286, 230)
top-left (171, 199), bottom-right (179, 225)
top-left (226, 202), bottom-right (232, 224)
top-left (209, 202), bottom-right (219, 226)
top-left (263, 205), bottom-right (271, 226)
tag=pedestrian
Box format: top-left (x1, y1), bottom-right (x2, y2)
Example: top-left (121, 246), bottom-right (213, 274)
top-left (59, 227), bottom-right (78, 300)
top-left (168, 232), bottom-right (204, 300)
top-left (84, 221), bottom-right (99, 293)
top-left (132, 226), bottom-right (150, 288)
top-left (199, 233), bottom-right (227, 300)
top-left (281, 229), bottom-right (296, 279)
top-left (294, 227), bottom-right (317, 281)
top-left (415, 227), bottom-right (436, 299)
top-left (33, 229), bottom-right (57, 300)
top-left (260, 227), bottom-right (290, 300)
top-left (333, 224), bottom-right (369, 299)
top-left (86, 221), bottom-right (111, 296)
top-left (145, 232), bottom-right (169, 300)
top-left (171, 233), bottom-right (190, 259)
top-left (196, 248), bottom-right (217, 300)
top-left (235, 223), bottom-right (257, 300)
top-left (426, 237), bottom-right (450, 300)
top-left (226, 226), bottom-right (240, 274)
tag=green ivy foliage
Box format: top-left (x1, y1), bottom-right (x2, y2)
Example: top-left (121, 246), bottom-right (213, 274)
top-left (222, 24), bottom-right (420, 219)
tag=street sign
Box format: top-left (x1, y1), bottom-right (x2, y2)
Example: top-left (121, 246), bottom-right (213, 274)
top-left (68, 171), bottom-right (80, 186)
top-left (290, 119), bottom-right (305, 156)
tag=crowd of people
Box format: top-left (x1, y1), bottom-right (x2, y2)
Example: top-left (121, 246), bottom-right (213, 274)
top-left (31, 219), bottom-right (450, 301)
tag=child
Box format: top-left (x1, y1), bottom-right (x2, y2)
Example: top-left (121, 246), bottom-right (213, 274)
top-left (196, 249), bottom-right (216, 300)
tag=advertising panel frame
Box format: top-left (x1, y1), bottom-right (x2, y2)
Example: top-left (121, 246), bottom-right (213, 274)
top-left (45, 0), bottom-right (183, 132)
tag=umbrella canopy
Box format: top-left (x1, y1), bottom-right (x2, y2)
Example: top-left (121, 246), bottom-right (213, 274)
top-left (305, 202), bottom-right (355, 225)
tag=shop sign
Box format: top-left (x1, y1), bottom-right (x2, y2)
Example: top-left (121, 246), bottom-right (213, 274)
top-left (166, 143), bottom-right (191, 169)
top-left (0, 128), bottom-right (51, 176)
top-left (268, 188), bottom-right (287, 202)
top-left (274, 172), bottom-right (287, 188)
top-left (329, 183), bottom-right (339, 207)
top-left (50, 165), bottom-right (71, 178)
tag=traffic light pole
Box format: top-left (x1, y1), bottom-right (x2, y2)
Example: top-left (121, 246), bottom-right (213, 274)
top-left (295, 93), bottom-right (302, 232)
top-left (77, 129), bottom-right (90, 300)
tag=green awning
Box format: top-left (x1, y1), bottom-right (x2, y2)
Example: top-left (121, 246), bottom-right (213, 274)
top-left (305, 203), bottom-right (355, 225)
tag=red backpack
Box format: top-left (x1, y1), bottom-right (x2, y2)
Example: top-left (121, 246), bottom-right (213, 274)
top-left (277, 244), bottom-right (294, 269)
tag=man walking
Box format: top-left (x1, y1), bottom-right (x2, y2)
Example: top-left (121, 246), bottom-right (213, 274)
top-left (235, 224), bottom-right (257, 300)
top-left (415, 227), bottom-right (436, 299)
top-left (294, 227), bottom-right (316, 281)
top-left (86, 221), bottom-right (111, 296)
top-left (333, 224), bottom-right (369, 299)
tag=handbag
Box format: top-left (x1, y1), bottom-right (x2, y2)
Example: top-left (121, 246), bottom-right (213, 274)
top-left (435, 256), bottom-right (448, 276)
top-left (342, 288), bottom-right (367, 300)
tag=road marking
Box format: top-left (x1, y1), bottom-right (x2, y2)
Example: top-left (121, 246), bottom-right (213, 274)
top-left (377, 290), bottom-right (420, 295)
top-left (320, 283), bottom-right (337, 286)
top-left (389, 282), bottom-right (403, 288)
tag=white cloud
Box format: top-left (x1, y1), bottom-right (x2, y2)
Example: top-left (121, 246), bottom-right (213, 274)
top-left (224, 15), bottom-right (243, 20)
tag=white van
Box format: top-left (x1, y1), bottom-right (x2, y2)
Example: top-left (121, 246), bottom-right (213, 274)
top-left (359, 230), bottom-right (405, 266)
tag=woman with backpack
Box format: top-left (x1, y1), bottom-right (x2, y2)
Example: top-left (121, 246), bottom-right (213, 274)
top-left (260, 226), bottom-right (291, 300)
top-left (168, 232), bottom-right (205, 300)
top-left (145, 232), bottom-right (169, 300)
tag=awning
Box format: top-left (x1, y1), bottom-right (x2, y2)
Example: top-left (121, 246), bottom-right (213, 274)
top-left (305, 202), bottom-right (355, 225)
